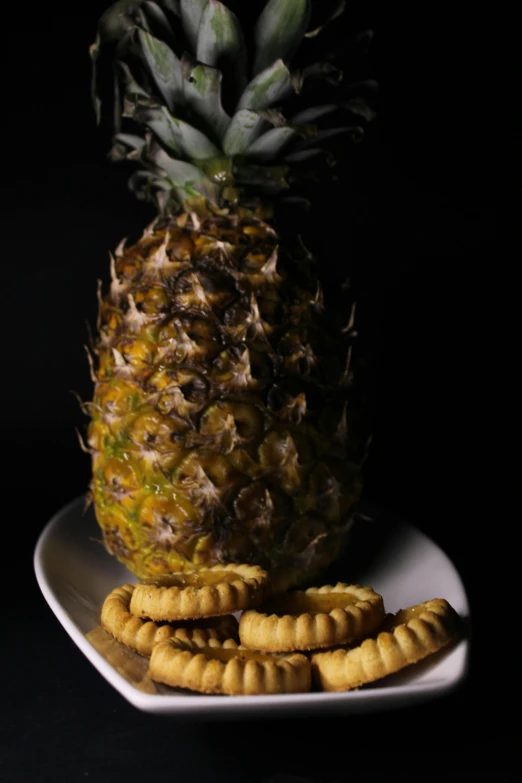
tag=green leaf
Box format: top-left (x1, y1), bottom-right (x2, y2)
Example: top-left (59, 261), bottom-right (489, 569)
top-left (90, 1), bottom-right (141, 124)
top-left (96, 0), bottom-right (140, 44)
top-left (137, 29), bottom-right (183, 110)
top-left (89, 33), bottom-right (102, 123)
top-left (237, 60), bottom-right (291, 111)
top-left (291, 105), bottom-right (337, 124)
top-left (180, 0), bottom-right (208, 52)
top-left (115, 133), bottom-right (147, 150)
top-left (305, 0), bottom-right (345, 38)
top-left (139, 2), bottom-right (175, 39)
top-left (196, 0), bottom-right (242, 65)
top-left (160, 0), bottom-right (181, 17)
top-left (244, 127), bottom-right (297, 161)
top-left (285, 148), bottom-right (326, 162)
top-left (133, 103), bottom-right (220, 159)
top-left (222, 110), bottom-right (265, 155)
top-left (341, 97), bottom-right (377, 122)
top-left (113, 133), bottom-right (147, 153)
top-left (109, 133), bottom-right (147, 162)
top-left (295, 126), bottom-right (363, 150)
top-left (181, 56), bottom-right (230, 139)
top-left (301, 60), bottom-right (343, 85)
top-left (152, 146), bottom-right (221, 204)
top-left (253, 0), bottom-right (311, 76)
top-left (196, 0), bottom-right (246, 94)
top-left (232, 161), bottom-right (289, 193)
top-left (119, 61), bottom-right (150, 107)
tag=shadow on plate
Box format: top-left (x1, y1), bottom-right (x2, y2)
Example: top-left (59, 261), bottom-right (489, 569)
top-left (305, 505), bottom-right (403, 589)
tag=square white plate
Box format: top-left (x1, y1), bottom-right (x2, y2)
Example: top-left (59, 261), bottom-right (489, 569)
top-left (34, 496), bottom-right (470, 717)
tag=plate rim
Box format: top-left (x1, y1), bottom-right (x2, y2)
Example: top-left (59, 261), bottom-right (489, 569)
top-left (34, 495), bottom-right (470, 716)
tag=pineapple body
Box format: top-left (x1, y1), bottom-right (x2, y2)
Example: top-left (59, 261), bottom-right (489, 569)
top-left (88, 0), bottom-right (375, 590)
top-left (88, 208), bottom-right (363, 590)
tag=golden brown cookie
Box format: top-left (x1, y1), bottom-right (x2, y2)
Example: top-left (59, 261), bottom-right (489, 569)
top-left (129, 564), bottom-right (270, 621)
top-left (311, 598), bottom-right (461, 691)
top-left (101, 584), bottom-right (238, 657)
top-left (239, 583), bottom-right (385, 652)
top-left (148, 636), bottom-right (311, 695)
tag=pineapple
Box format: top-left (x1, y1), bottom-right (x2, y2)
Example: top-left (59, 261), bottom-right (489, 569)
top-left (86, 0), bottom-right (375, 592)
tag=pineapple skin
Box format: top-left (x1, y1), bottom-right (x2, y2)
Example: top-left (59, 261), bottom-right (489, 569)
top-left (88, 206), bottom-right (364, 591)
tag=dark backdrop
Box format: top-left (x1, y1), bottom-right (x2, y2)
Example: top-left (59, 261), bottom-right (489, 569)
top-left (1, 2), bottom-right (514, 782)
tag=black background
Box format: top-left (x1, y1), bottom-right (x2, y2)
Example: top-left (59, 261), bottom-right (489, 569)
top-left (1, 2), bottom-right (515, 781)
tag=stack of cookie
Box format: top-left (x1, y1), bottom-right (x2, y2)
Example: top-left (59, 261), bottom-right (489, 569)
top-left (99, 564), bottom-right (462, 696)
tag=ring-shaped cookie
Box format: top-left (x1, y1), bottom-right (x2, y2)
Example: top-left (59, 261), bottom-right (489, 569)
top-left (239, 583), bottom-right (385, 652)
top-left (129, 564), bottom-right (270, 621)
top-left (311, 598), bottom-right (461, 691)
top-left (148, 636), bottom-right (311, 695)
top-left (101, 584), bottom-right (238, 657)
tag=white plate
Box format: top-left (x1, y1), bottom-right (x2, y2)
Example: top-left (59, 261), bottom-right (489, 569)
top-left (34, 496), bottom-right (470, 717)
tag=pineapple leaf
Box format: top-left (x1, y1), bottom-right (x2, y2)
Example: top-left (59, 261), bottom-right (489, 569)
top-left (300, 60), bottom-right (343, 86)
top-left (90, 1), bottom-right (144, 123)
top-left (232, 161), bottom-right (289, 193)
top-left (253, 0), bottom-right (311, 76)
top-left (119, 61), bottom-right (150, 106)
top-left (119, 61), bottom-right (219, 159)
top-left (342, 97), bottom-right (377, 122)
top-left (151, 145), bottom-right (221, 203)
top-left (109, 133), bottom-right (148, 162)
top-left (237, 60), bottom-right (292, 111)
top-left (291, 105), bottom-right (337, 124)
top-left (222, 110), bottom-right (265, 155)
top-left (115, 132), bottom-right (147, 150)
top-left (90, 33), bottom-right (103, 123)
top-left (291, 97), bottom-right (377, 126)
top-left (244, 127), bottom-right (297, 162)
top-left (137, 28), bottom-right (183, 110)
top-left (180, 0), bottom-right (208, 53)
top-left (305, 0), bottom-right (345, 38)
top-left (181, 55), bottom-right (230, 139)
top-left (160, 0), bottom-right (181, 15)
top-left (96, 0), bottom-right (142, 44)
top-left (295, 126), bottom-right (364, 150)
top-left (285, 148), bottom-right (327, 162)
top-left (196, 0), bottom-right (246, 97)
top-left (196, 0), bottom-right (243, 65)
top-left (128, 168), bottom-right (165, 191)
top-left (131, 102), bottom-right (220, 159)
top-left (138, 2), bottom-right (175, 40)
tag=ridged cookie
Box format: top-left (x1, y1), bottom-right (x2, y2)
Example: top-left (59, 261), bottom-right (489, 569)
top-left (129, 564), bottom-right (270, 621)
top-left (101, 584), bottom-right (238, 657)
top-left (311, 598), bottom-right (461, 691)
top-left (148, 636), bottom-right (311, 695)
top-left (239, 583), bottom-right (385, 652)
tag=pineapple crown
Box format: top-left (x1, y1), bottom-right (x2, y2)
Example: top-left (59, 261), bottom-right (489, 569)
top-left (91, 0), bottom-right (376, 212)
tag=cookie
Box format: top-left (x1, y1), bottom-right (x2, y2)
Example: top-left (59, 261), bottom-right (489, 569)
top-left (101, 583), bottom-right (238, 657)
top-left (311, 598), bottom-right (461, 691)
top-left (239, 583), bottom-right (385, 652)
top-left (129, 564), bottom-right (270, 621)
top-left (148, 636), bottom-right (311, 695)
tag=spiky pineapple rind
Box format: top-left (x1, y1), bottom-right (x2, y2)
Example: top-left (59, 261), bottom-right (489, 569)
top-left (87, 207), bottom-right (365, 588)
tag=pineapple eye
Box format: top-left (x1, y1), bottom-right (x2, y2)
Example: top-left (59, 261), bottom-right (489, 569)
top-left (249, 349), bottom-right (273, 381)
top-left (180, 380), bottom-right (205, 402)
top-left (134, 286), bottom-right (170, 314)
top-left (199, 276), bottom-right (216, 293)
